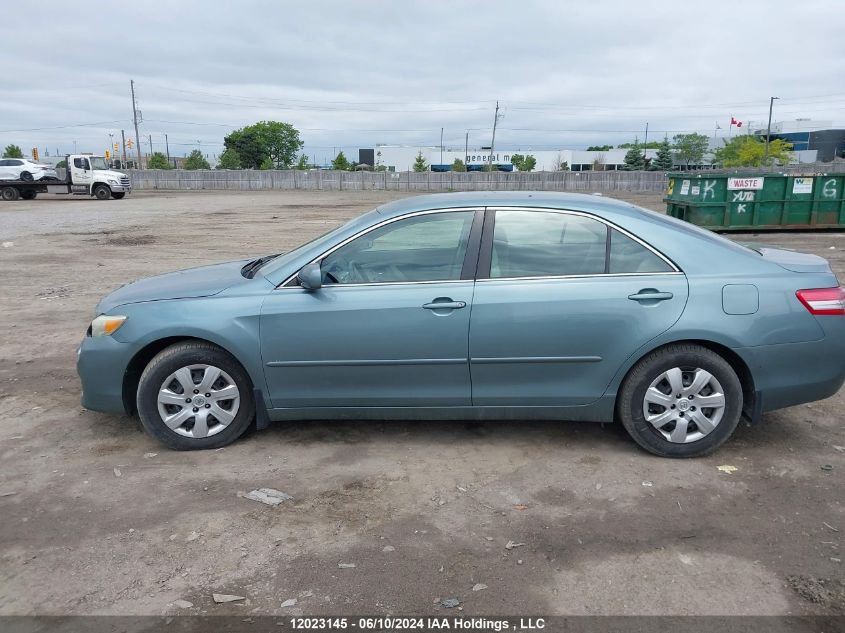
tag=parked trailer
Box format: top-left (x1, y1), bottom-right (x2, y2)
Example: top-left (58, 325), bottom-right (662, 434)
top-left (0, 154), bottom-right (131, 202)
top-left (664, 172), bottom-right (845, 230)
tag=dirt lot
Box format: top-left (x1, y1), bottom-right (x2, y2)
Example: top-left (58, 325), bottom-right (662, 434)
top-left (0, 190), bottom-right (843, 617)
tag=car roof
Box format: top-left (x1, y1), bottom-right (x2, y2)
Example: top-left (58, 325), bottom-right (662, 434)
top-left (374, 191), bottom-right (647, 221)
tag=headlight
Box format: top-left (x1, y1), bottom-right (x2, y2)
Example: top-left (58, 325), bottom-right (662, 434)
top-left (108, 179), bottom-right (118, 185)
top-left (91, 315), bottom-right (127, 337)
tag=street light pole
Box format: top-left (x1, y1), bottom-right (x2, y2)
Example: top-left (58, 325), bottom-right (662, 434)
top-left (488, 101), bottom-right (501, 171)
top-left (765, 96), bottom-right (779, 165)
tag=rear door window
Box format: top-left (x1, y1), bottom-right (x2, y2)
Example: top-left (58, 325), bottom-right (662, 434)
top-left (608, 229), bottom-right (674, 273)
top-left (490, 210), bottom-right (608, 278)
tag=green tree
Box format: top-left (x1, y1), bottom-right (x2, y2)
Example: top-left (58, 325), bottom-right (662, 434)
top-left (3, 144), bottom-right (23, 158)
top-left (623, 140), bottom-right (645, 171)
top-left (413, 151), bottom-right (428, 172)
top-left (618, 141), bottom-right (661, 149)
top-left (222, 121), bottom-right (303, 169)
top-left (251, 121), bottom-right (303, 168)
top-left (672, 133), bottom-right (709, 169)
top-left (295, 154), bottom-right (309, 170)
top-left (216, 147), bottom-right (241, 170)
top-left (184, 150), bottom-right (210, 170)
top-left (713, 135), bottom-right (792, 167)
top-left (451, 158), bottom-right (467, 172)
top-left (331, 150), bottom-right (350, 171)
top-left (652, 137), bottom-right (674, 171)
top-left (510, 154), bottom-right (537, 172)
top-left (259, 157), bottom-right (274, 170)
top-left (223, 128), bottom-right (264, 169)
top-left (586, 144), bottom-right (613, 151)
top-left (147, 152), bottom-right (171, 169)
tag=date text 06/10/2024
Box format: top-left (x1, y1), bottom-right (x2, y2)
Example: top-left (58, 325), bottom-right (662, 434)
top-left (289, 617), bottom-right (546, 631)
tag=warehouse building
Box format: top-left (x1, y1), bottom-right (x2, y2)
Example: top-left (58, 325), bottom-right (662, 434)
top-left (360, 145), bottom-right (659, 172)
top-left (751, 119), bottom-right (845, 162)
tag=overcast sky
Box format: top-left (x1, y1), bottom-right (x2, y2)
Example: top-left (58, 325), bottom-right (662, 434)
top-left (1, 1), bottom-right (842, 165)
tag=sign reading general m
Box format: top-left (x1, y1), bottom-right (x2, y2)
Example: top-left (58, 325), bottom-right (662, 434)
top-left (727, 177), bottom-right (765, 190)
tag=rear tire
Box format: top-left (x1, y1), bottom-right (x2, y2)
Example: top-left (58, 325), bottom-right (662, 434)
top-left (20, 171), bottom-right (33, 182)
top-left (93, 184), bottom-right (111, 200)
top-left (111, 192), bottom-right (126, 199)
top-left (20, 190), bottom-right (37, 200)
top-left (617, 344), bottom-right (743, 458)
top-left (1, 186), bottom-right (20, 201)
top-left (137, 342), bottom-right (255, 450)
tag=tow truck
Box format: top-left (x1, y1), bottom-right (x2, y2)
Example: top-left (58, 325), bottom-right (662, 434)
top-left (0, 154), bottom-right (131, 201)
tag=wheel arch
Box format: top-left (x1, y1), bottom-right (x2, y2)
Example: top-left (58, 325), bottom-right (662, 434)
top-left (615, 338), bottom-right (758, 424)
top-left (122, 336), bottom-right (255, 415)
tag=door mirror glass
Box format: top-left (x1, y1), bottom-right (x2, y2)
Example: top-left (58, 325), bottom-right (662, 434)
top-left (297, 261), bottom-right (322, 290)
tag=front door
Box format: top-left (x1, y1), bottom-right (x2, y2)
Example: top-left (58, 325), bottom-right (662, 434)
top-left (260, 209), bottom-right (482, 408)
top-left (71, 156), bottom-right (93, 190)
top-left (469, 208), bottom-right (689, 406)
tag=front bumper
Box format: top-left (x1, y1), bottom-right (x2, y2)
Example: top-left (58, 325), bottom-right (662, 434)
top-left (77, 334), bottom-right (139, 414)
top-left (109, 182), bottom-right (132, 193)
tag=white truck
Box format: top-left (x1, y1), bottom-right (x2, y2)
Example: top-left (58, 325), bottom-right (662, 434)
top-left (0, 154), bottom-right (131, 201)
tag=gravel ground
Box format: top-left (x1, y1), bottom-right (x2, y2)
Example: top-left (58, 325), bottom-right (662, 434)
top-left (0, 190), bottom-right (843, 617)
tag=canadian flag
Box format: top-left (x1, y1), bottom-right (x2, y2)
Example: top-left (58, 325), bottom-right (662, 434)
top-left (731, 116), bottom-right (743, 128)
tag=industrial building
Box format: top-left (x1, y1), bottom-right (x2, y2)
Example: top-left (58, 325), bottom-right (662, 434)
top-left (751, 119), bottom-right (845, 162)
top-left (359, 146), bottom-right (659, 172)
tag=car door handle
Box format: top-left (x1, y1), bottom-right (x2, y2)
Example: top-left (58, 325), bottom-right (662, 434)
top-left (628, 290), bottom-right (674, 302)
top-left (422, 300), bottom-right (466, 310)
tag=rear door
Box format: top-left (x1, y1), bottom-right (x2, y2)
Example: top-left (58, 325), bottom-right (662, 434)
top-left (469, 208), bottom-right (689, 406)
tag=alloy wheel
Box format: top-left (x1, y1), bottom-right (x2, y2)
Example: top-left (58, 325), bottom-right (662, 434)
top-left (642, 366), bottom-right (726, 443)
top-left (156, 364), bottom-right (240, 438)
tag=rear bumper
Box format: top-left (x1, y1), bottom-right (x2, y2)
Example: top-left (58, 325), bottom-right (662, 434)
top-left (735, 325), bottom-right (845, 412)
top-left (76, 335), bottom-right (138, 414)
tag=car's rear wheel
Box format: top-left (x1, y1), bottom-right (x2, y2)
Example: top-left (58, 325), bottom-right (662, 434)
top-left (617, 344), bottom-right (742, 458)
top-left (93, 184), bottom-right (111, 200)
top-left (137, 342), bottom-right (255, 450)
top-left (20, 171), bottom-right (33, 182)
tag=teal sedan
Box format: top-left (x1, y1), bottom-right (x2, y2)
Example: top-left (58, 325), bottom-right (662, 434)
top-left (77, 192), bottom-right (845, 457)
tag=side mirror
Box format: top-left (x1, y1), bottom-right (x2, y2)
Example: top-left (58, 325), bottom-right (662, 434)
top-left (297, 261), bottom-right (322, 290)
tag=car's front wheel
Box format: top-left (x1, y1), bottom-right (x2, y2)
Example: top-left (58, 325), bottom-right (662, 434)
top-left (617, 344), bottom-right (743, 458)
top-left (137, 342), bottom-right (255, 450)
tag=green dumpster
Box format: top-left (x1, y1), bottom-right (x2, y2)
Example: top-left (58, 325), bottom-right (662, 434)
top-left (664, 172), bottom-right (845, 230)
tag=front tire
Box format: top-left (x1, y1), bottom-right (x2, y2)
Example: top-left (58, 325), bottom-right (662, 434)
top-left (617, 344), bottom-right (743, 458)
top-left (111, 192), bottom-right (126, 199)
top-left (137, 342), bottom-right (255, 450)
top-left (93, 184), bottom-right (111, 200)
top-left (20, 171), bottom-right (33, 182)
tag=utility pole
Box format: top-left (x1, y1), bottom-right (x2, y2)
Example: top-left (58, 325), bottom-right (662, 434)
top-left (643, 122), bottom-right (649, 165)
top-left (148, 134), bottom-right (153, 158)
top-left (120, 129), bottom-right (127, 166)
top-left (764, 96), bottom-right (779, 165)
top-left (488, 101), bottom-right (500, 171)
top-left (440, 127), bottom-right (443, 167)
top-left (465, 130), bottom-right (469, 164)
top-left (130, 80), bottom-right (143, 169)
top-left (165, 133), bottom-right (170, 162)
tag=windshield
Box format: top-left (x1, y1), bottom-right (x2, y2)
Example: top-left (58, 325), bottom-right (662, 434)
top-left (256, 210), bottom-right (381, 277)
top-left (89, 157), bottom-right (109, 170)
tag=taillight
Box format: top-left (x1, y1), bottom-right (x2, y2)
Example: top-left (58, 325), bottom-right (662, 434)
top-left (796, 287), bottom-right (845, 315)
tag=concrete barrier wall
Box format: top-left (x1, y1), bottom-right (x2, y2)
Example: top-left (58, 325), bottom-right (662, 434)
top-left (124, 169), bottom-right (671, 192)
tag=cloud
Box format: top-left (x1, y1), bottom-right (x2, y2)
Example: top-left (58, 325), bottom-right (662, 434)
top-left (0, 0), bottom-right (841, 164)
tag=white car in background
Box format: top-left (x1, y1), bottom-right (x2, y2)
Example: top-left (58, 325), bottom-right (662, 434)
top-left (0, 158), bottom-right (58, 182)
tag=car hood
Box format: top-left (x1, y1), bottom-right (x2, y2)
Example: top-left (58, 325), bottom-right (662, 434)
top-left (96, 259), bottom-right (251, 313)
